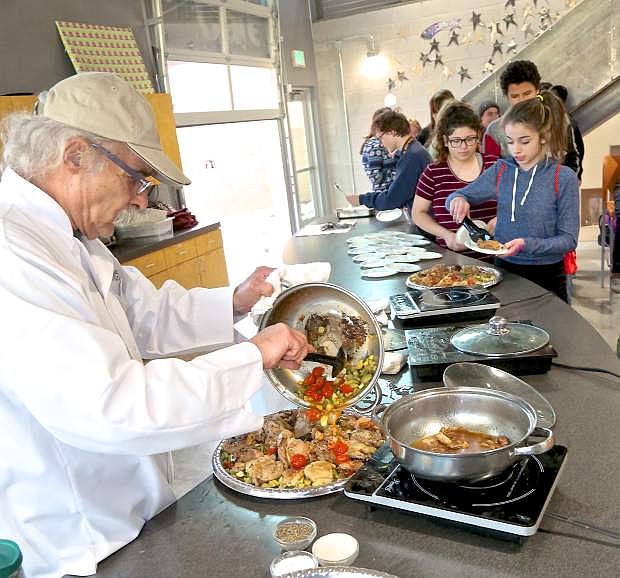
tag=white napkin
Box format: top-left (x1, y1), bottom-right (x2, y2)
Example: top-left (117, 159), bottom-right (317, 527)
top-left (382, 350), bottom-right (408, 374)
top-left (251, 262), bottom-right (331, 324)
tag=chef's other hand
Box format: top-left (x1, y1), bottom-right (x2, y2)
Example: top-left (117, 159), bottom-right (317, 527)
top-left (345, 194), bottom-right (360, 207)
top-left (502, 238), bottom-right (526, 256)
top-left (250, 323), bottom-right (314, 370)
top-left (448, 196), bottom-right (470, 224)
top-left (233, 266), bottom-right (275, 315)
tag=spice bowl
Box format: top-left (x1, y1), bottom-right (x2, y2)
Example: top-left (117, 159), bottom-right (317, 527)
top-left (273, 516), bottom-right (318, 551)
top-left (269, 550), bottom-right (319, 577)
top-left (311, 532), bottom-right (359, 566)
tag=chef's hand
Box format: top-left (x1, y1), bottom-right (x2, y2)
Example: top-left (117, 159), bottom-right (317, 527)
top-left (346, 194), bottom-right (361, 207)
top-left (233, 266), bottom-right (275, 315)
top-left (448, 196), bottom-right (470, 224)
top-left (250, 323), bottom-right (314, 369)
top-left (443, 231), bottom-right (466, 252)
top-left (502, 238), bottom-right (526, 256)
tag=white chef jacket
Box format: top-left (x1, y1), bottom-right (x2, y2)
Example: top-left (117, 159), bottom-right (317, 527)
top-left (0, 169), bottom-right (266, 578)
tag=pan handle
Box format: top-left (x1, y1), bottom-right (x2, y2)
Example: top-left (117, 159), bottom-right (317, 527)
top-left (371, 403), bottom-right (389, 426)
top-left (351, 381), bottom-right (383, 415)
top-left (512, 426), bottom-right (555, 456)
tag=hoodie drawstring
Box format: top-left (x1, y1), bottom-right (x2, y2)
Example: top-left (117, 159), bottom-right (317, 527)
top-left (511, 164), bottom-right (538, 222)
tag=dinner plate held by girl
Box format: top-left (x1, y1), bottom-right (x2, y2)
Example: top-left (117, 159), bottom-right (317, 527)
top-left (456, 225), bottom-right (509, 256)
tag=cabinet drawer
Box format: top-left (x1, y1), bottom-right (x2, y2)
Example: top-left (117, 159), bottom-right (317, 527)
top-left (195, 229), bottom-right (223, 255)
top-left (124, 250), bottom-right (167, 277)
top-left (163, 239), bottom-right (197, 267)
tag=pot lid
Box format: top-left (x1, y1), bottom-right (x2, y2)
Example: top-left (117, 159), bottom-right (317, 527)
top-left (450, 316), bottom-right (550, 357)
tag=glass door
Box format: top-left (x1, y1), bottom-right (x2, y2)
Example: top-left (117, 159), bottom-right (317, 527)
top-left (286, 88), bottom-right (323, 226)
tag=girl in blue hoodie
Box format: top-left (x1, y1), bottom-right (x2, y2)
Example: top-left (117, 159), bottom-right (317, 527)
top-left (446, 91), bottom-right (580, 302)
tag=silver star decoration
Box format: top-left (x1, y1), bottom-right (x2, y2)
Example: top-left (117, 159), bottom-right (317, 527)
top-left (433, 53), bottom-right (444, 68)
top-left (441, 65), bottom-right (454, 79)
top-left (387, 78), bottom-right (396, 91)
top-left (492, 39), bottom-right (504, 57)
top-left (503, 13), bottom-right (518, 31)
top-left (483, 59), bottom-right (496, 74)
top-left (471, 11), bottom-right (482, 31)
top-left (429, 39), bottom-right (441, 53)
top-left (397, 71), bottom-right (408, 83)
top-left (505, 0), bottom-right (516, 7)
top-left (420, 52), bottom-right (432, 67)
top-left (522, 21), bottom-right (536, 39)
top-left (447, 30), bottom-right (460, 46)
top-left (506, 38), bottom-right (518, 54)
top-left (458, 66), bottom-right (472, 82)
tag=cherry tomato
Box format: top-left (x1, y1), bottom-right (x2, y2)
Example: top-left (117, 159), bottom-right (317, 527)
top-left (312, 366), bottom-right (325, 377)
top-left (322, 385), bottom-right (334, 398)
top-left (222, 461), bottom-right (233, 469)
top-left (305, 408), bottom-right (321, 422)
top-left (335, 453), bottom-right (350, 464)
top-left (309, 390), bottom-right (324, 402)
top-left (266, 446), bottom-right (277, 455)
top-left (340, 384), bottom-right (354, 394)
top-left (290, 454), bottom-right (308, 469)
top-left (316, 376), bottom-right (326, 388)
top-left (304, 374), bottom-right (316, 386)
top-left (329, 439), bottom-right (348, 455)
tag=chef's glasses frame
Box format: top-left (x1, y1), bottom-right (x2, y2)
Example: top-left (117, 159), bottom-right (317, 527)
top-left (90, 143), bottom-right (158, 196)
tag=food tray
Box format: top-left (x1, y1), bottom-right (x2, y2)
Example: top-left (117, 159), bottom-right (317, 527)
top-left (212, 409), bottom-right (382, 500)
top-left (285, 568), bottom-right (400, 578)
top-left (406, 264), bottom-right (502, 291)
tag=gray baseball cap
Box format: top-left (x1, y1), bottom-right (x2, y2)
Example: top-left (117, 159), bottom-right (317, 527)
top-left (37, 72), bottom-right (191, 186)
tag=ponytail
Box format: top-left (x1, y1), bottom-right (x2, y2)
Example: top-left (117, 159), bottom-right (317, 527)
top-left (502, 90), bottom-right (568, 161)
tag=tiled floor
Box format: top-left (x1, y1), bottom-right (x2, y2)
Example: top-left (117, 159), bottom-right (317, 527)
top-left (170, 227), bottom-right (620, 498)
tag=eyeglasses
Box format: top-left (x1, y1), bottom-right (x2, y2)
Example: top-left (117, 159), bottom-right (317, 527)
top-left (90, 143), bottom-right (158, 196)
top-left (447, 135), bottom-right (478, 148)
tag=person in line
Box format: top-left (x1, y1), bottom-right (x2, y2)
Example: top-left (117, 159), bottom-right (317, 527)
top-left (346, 109), bottom-right (431, 220)
top-left (478, 101), bottom-right (501, 130)
top-left (360, 107), bottom-right (397, 195)
top-left (0, 72), bottom-right (313, 578)
top-left (408, 118), bottom-right (422, 140)
top-left (483, 60), bottom-right (580, 176)
top-left (447, 91), bottom-right (580, 302)
top-left (416, 89), bottom-right (455, 149)
top-left (413, 101), bottom-right (497, 260)
top-left (551, 84), bottom-right (585, 182)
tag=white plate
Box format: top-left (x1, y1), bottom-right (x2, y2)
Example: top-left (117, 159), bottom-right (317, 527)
top-left (410, 239), bottom-right (432, 246)
top-left (417, 251), bottom-right (443, 260)
top-left (406, 247), bottom-right (428, 256)
top-left (348, 247), bottom-right (378, 255)
top-left (375, 208), bottom-right (403, 222)
top-left (456, 225), bottom-right (509, 255)
top-left (360, 258), bottom-right (392, 268)
top-left (394, 233), bottom-right (426, 240)
top-left (387, 254), bottom-right (421, 263)
top-left (362, 267), bottom-right (398, 278)
top-left (351, 253), bottom-right (378, 263)
top-left (386, 262), bottom-right (422, 273)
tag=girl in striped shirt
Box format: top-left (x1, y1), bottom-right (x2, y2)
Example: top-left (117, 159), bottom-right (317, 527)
top-left (413, 101), bottom-right (497, 259)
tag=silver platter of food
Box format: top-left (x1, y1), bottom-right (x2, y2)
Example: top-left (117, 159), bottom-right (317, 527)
top-left (405, 264), bottom-right (502, 291)
top-left (212, 409), bottom-right (384, 499)
top-left (285, 568), bottom-right (400, 578)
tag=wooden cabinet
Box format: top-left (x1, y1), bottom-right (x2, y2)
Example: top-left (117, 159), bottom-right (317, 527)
top-left (123, 228), bottom-right (229, 289)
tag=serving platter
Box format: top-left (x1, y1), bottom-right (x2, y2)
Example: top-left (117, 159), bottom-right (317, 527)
top-left (212, 409), bottom-right (383, 499)
top-left (286, 568), bottom-right (400, 578)
top-left (406, 264), bottom-right (502, 290)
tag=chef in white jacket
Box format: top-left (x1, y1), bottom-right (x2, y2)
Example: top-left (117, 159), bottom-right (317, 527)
top-left (0, 72), bottom-right (312, 578)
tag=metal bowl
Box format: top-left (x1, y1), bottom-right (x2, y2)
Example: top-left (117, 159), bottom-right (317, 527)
top-left (258, 283), bottom-right (384, 410)
top-left (374, 387), bottom-right (554, 482)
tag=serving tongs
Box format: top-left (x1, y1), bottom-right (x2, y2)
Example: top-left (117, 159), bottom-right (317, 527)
top-left (462, 216), bottom-right (493, 242)
top-left (304, 346), bottom-right (346, 377)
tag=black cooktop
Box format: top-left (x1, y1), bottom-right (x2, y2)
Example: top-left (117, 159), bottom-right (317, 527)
top-left (405, 324), bottom-right (557, 380)
top-left (344, 444), bottom-right (568, 539)
top-left (390, 288), bottom-right (501, 326)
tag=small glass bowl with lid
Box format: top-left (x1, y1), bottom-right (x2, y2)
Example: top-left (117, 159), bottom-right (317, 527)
top-left (273, 516), bottom-right (318, 551)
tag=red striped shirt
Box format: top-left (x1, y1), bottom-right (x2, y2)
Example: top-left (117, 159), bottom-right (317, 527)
top-left (415, 154), bottom-right (498, 259)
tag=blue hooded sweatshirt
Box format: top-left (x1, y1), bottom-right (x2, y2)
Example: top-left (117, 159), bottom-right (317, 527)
top-left (445, 157), bottom-right (580, 266)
